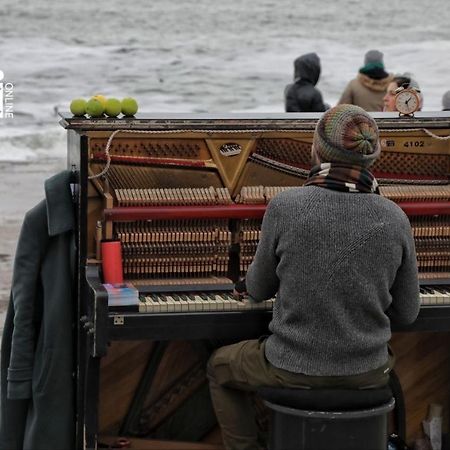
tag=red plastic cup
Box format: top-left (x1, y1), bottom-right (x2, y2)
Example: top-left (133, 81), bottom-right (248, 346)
top-left (101, 240), bottom-right (124, 284)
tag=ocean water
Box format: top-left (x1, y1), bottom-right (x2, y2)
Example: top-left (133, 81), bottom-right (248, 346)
top-left (0, 0), bottom-right (449, 163)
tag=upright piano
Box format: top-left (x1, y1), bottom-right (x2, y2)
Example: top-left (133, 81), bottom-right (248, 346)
top-left (60, 112), bottom-right (450, 449)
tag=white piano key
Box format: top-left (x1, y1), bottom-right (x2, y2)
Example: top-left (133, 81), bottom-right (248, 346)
top-left (139, 297), bottom-right (147, 313)
top-left (190, 294), bottom-right (204, 311)
top-left (240, 298), bottom-right (255, 310)
top-left (156, 294), bottom-right (168, 313)
top-left (236, 297), bottom-right (248, 310)
top-left (173, 294), bottom-right (189, 312)
top-left (430, 288), bottom-right (444, 305)
top-left (431, 287), bottom-right (450, 305)
top-left (225, 294), bottom-right (240, 311)
top-left (420, 288), bottom-right (432, 305)
top-left (143, 296), bottom-right (152, 313)
top-left (209, 295), bottom-right (219, 310)
top-left (182, 294), bottom-right (197, 312)
top-left (441, 288), bottom-right (450, 305)
top-left (219, 294), bottom-right (233, 311)
top-left (196, 294), bottom-right (212, 312)
top-left (169, 294), bottom-right (180, 312)
top-left (213, 293), bottom-right (225, 311)
top-left (164, 295), bottom-right (176, 313)
top-left (145, 295), bottom-right (159, 313)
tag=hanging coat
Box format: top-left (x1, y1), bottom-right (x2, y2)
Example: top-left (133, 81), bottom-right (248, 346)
top-left (0, 170), bottom-right (76, 450)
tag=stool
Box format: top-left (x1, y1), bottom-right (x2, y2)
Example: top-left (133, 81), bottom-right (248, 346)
top-left (258, 386), bottom-right (394, 450)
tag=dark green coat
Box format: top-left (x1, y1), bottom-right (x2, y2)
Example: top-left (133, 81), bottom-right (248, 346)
top-left (0, 171), bottom-right (76, 450)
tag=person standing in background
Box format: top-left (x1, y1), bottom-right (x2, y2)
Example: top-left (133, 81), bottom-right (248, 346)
top-left (338, 50), bottom-right (392, 111)
top-left (284, 53), bottom-right (328, 112)
top-left (442, 91), bottom-right (450, 111)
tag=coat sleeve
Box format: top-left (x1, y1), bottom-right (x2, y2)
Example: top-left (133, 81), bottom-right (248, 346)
top-left (7, 203), bottom-right (48, 399)
top-left (245, 200), bottom-right (280, 301)
top-left (338, 81), bottom-right (354, 105)
top-left (386, 222), bottom-right (421, 325)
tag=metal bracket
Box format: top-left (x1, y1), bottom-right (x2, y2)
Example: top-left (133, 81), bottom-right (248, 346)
top-left (113, 315), bottom-right (124, 326)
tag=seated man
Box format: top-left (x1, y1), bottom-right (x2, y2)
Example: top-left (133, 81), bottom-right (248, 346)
top-left (207, 104), bottom-right (420, 450)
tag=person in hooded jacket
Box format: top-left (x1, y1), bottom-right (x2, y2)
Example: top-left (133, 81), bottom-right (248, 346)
top-left (442, 91), bottom-right (450, 111)
top-left (338, 50), bottom-right (392, 112)
top-left (284, 52), bottom-right (328, 112)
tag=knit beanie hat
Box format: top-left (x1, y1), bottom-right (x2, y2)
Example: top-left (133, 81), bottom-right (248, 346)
top-left (364, 50), bottom-right (384, 67)
top-left (313, 104), bottom-right (381, 168)
top-left (442, 91), bottom-right (450, 110)
top-left (360, 50), bottom-right (388, 79)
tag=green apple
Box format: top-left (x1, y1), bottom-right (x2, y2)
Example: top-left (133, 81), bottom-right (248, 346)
top-left (121, 97), bottom-right (138, 116)
top-left (86, 98), bottom-right (105, 117)
top-left (105, 98), bottom-right (122, 117)
top-left (70, 98), bottom-right (87, 116)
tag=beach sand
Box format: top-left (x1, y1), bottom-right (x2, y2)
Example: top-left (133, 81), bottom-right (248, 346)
top-left (0, 158), bottom-right (66, 333)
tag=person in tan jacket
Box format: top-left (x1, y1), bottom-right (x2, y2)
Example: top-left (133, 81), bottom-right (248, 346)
top-left (338, 50), bottom-right (392, 111)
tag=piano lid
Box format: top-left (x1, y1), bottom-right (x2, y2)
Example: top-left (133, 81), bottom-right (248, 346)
top-left (58, 111), bottom-right (450, 132)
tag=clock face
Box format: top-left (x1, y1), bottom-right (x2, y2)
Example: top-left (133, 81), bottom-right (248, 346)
top-left (395, 89), bottom-right (420, 115)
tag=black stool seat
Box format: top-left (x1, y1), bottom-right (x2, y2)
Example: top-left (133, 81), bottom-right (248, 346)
top-left (259, 385), bottom-right (393, 411)
top-left (258, 386), bottom-right (395, 450)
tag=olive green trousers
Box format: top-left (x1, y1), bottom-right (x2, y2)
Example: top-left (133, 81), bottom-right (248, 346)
top-left (207, 338), bottom-right (393, 450)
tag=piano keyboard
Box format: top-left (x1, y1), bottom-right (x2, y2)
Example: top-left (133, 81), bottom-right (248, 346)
top-left (111, 286), bottom-right (450, 313)
top-left (419, 286), bottom-right (450, 305)
top-left (137, 292), bottom-right (273, 313)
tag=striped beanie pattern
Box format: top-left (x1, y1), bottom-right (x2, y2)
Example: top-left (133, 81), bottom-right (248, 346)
top-left (313, 104), bottom-right (381, 168)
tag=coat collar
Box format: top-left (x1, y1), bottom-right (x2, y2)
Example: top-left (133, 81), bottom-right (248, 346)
top-left (45, 170), bottom-right (75, 236)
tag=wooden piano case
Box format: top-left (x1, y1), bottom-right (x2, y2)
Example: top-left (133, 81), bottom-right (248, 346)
top-left (60, 112), bottom-right (450, 449)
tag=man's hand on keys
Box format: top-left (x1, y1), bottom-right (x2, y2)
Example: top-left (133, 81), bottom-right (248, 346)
top-left (233, 278), bottom-right (247, 301)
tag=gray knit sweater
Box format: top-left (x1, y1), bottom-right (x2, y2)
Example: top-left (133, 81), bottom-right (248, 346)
top-left (246, 186), bottom-right (420, 376)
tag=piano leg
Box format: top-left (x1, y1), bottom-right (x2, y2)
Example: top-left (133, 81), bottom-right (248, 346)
top-left (85, 356), bottom-right (101, 450)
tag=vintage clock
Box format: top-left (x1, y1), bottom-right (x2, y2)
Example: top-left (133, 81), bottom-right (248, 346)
top-left (395, 87), bottom-right (421, 116)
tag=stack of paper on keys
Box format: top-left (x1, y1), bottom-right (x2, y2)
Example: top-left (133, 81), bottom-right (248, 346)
top-left (104, 283), bottom-right (139, 306)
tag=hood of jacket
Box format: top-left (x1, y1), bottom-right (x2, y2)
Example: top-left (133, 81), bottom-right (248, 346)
top-left (293, 53), bottom-right (321, 86)
top-left (357, 73), bottom-right (392, 93)
top-left (44, 170), bottom-right (75, 236)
